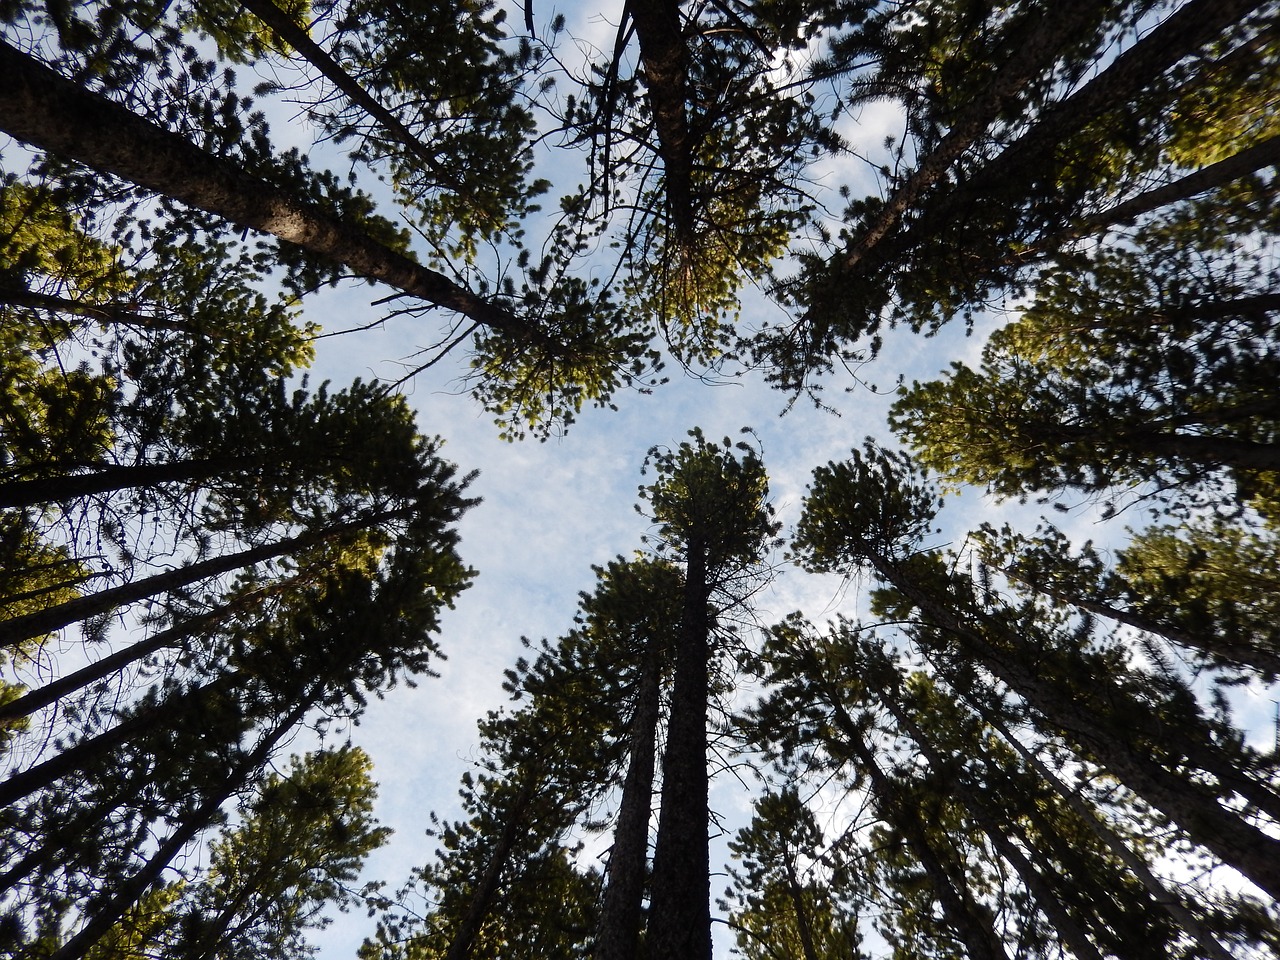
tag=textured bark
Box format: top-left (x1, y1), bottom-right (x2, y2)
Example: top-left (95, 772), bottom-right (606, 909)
top-left (927, 0), bottom-right (1269, 224)
top-left (838, 3), bottom-right (1110, 274)
top-left (594, 639), bottom-right (660, 960)
top-left (983, 711), bottom-right (1234, 960)
top-left (628, 0), bottom-right (695, 246)
top-left (886, 701), bottom-right (1106, 960)
top-left (0, 503), bottom-right (411, 649)
top-left (0, 40), bottom-right (541, 345)
top-left (647, 538), bottom-right (711, 960)
top-left (0, 456), bottom-right (255, 509)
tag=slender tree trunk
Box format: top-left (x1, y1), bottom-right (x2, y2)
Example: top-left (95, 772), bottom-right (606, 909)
top-left (48, 696), bottom-right (312, 960)
top-left (229, 0), bottom-right (472, 202)
top-left (0, 502), bottom-right (410, 649)
top-left (0, 286), bottom-right (188, 330)
top-left (595, 638), bottom-right (661, 960)
top-left (981, 709), bottom-right (1234, 960)
top-left (838, 3), bottom-right (1110, 274)
top-left (1000, 565), bottom-right (1280, 678)
top-left (0, 667), bottom-right (250, 808)
top-left (885, 698), bottom-right (1106, 960)
top-left (0, 40), bottom-right (541, 345)
top-left (443, 775), bottom-right (539, 960)
top-left (0, 456), bottom-right (256, 509)
top-left (927, 0), bottom-right (1267, 223)
top-left (0, 573), bottom-right (305, 721)
top-left (782, 859), bottom-right (820, 960)
top-left (1080, 133), bottom-right (1280, 232)
top-left (815, 675), bottom-right (1010, 960)
top-left (648, 538), bottom-right (712, 960)
top-left (867, 548), bottom-right (1280, 899)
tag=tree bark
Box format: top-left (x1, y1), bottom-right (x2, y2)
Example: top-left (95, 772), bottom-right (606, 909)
top-left (628, 0), bottom-right (695, 246)
top-left (981, 710), bottom-right (1234, 960)
top-left (924, 0), bottom-right (1268, 227)
top-left (594, 638), bottom-right (660, 960)
top-left (0, 456), bottom-right (257, 509)
top-left (443, 775), bottom-right (539, 960)
top-left (0, 40), bottom-right (543, 346)
top-left (647, 537), bottom-right (712, 960)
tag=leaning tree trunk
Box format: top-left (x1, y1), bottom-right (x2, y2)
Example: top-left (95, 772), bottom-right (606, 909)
top-left (866, 547), bottom-right (1280, 900)
top-left (647, 538), bottom-right (712, 960)
top-left (0, 501), bottom-right (412, 649)
top-left (0, 40), bottom-right (538, 345)
top-left (47, 694), bottom-right (313, 960)
top-left (594, 637), bottom-right (661, 960)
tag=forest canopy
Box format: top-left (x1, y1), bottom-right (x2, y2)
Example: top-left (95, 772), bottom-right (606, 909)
top-left (1, 0), bottom-right (1278, 957)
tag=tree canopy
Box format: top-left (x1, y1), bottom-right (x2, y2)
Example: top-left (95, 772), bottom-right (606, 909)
top-left (1, 0), bottom-right (1278, 956)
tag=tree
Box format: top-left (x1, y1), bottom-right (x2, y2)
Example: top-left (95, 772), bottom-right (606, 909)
top-left (890, 179), bottom-right (1280, 515)
top-left (793, 441), bottom-right (1280, 906)
top-left (640, 429), bottom-right (778, 960)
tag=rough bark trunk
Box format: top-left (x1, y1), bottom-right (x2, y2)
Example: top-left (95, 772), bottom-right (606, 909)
top-left (982, 710), bottom-right (1234, 960)
top-left (0, 40), bottom-right (540, 345)
top-left (647, 538), bottom-right (712, 960)
top-left (594, 638), bottom-right (660, 960)
top-left (819, 683), bottom-right (1010, 960)
top-left (838, 3), bottom-right (1110, 274)
top-left (0, 456), bottom-right (256, 509)
top-left (628, 0), bottom-right (695, 246)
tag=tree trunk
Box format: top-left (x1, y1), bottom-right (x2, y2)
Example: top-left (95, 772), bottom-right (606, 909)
top-left (628, 0), bottom-right (695, 246)
top-left (647, 538), bottom-right (712, 960)
top-left (867, 548), bottom-right (1280, 899)
top-left (47, 695), bottom-right (312, 960)
top-left (595, 637), bottom-right (661, 960)
top-left (926, 0), bottom-right (1267, 227)
top-left (885, 697), bottom-right (1106, 960)
top-left (0, 572), bottom-right (305, 721)
top-left (443, 774), bottom-right (539, 960)
top-left (0, 456), bottom-right (256, 509)
top-left (838, 3), bottom-right (1110, 274)
top-left (0, 502), bottom-right (411, 649)
top-left (816, 678), bottom-right (1010, 960)
top-left (0, 667), bottom-right (250, 808)
top-left (0, 40), bottom-right (541, 346)
top-left (232, 0), bottom-right (472, 202)
top-left (981, 709), bottom-right (1234, 960)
